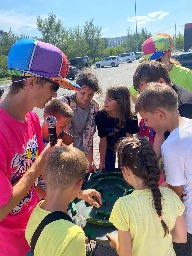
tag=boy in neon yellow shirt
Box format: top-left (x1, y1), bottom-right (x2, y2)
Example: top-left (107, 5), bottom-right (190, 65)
top-left (26, 145), bottom-right (101, 256)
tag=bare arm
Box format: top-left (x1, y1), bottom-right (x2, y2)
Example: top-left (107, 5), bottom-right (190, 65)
top-left (153, 132), bottom-right (165, 159)
top-left (0, 140), bottom-right (62, 221)
top-left (168, 184), bottom-right (184, 198)
top-left (118, 230), bottom-right (132, 256)
top-left (107, 230), bottom-right (132, 256)
top-left (87, 143), bottom-right (97, 172)
top-left (0, 155), bottom-right (44, 221)
top-left (99, 137), bottom-right (107, 170)
top-left (171, 215), bottom-right (187, 243)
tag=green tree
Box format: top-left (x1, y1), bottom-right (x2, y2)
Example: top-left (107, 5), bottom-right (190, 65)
top-left (138, 28), bottom-right (152, 51)
top-left (123, 28), bottom-right (152, 52)
top-left (102, 47), bottom-right (117, 57)
top-left (0, 29), bottom-right (18, 56)
top-left (37, 13), bottom-right (66, 47)
top-left (0, 55), bottom-right (9, 78)
top-left (83, 19), bottom-right (103, 62)
top-left (173, 33), bottom-right (184, 51)
top-left (63, 26), bottom-right (88, 59)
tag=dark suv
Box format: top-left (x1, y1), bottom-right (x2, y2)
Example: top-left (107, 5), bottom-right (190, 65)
top-left (66, 66), bottom-right (79, 80)
top-left (70, 56), bottom-right (90, 69)
top-left (172, 52), bottom-right (192, 69)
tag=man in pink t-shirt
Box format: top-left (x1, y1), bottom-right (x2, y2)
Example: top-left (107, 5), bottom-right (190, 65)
top-left (0, 38), bottom-right (70, 256)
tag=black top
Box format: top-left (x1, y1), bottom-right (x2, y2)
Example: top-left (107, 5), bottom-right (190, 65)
top-left (164, 84), bottom-right (192, 139)
top-left (95, 111), bottom-right (139, 151)
top-left (173, 83), bottom-right (192, 119)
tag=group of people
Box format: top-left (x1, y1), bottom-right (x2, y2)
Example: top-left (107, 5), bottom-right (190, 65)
top-left (0, 33), bottom-right (192, 256)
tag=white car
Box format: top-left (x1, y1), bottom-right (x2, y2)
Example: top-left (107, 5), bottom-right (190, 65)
top-left (95, 56), bottom-right (121, 68)
top-left (118, 52), bottom-right (136, 63)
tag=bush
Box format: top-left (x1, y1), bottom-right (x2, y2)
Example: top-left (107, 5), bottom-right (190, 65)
top-left (0, 55), bottom-right (10, 79)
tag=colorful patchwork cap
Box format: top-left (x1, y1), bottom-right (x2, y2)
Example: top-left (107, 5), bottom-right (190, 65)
top-left (7, 38), bottom-right (80, 91)
top-left (142, 33), bottom-right (172, 61)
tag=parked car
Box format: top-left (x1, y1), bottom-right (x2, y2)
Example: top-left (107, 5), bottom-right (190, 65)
top-left (135, 52), bottom-right (143, 59)
top-left (70, 56), bottom-right (90, 69)
top-left (171, 52), bottom-right (192, 69)
top-left (66, 65), bottom-right (79, 80)
top-left (118, 52), bottom-right (136, 63)
top-left (138, 56), bottom-right (145, 63)
top-left (95, 56), bottom-right (122, 68)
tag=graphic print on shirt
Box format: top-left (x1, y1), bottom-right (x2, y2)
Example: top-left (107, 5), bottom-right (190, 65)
top-left (10, 135), bottom-right (39, 214)
top-left (107, 127), bottom-right (120, 137)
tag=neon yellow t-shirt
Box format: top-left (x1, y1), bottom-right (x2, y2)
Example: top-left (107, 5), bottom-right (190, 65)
top-left (25, 202), bottom-right (86, 256)
top-left (110, 187), bottom-right (184, 256)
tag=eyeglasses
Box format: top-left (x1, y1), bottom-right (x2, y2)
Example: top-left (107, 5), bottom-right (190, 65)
top-left (51, 82), bottom-right (60, 92)
top-left (41, 77), bottom-right (60, 92)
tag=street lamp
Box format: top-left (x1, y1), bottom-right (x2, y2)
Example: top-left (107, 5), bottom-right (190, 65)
top-left (135, 0), bottom-right (139, 52)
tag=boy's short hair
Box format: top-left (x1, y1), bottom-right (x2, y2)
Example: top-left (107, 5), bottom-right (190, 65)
top-left (43, 99), bottom-right (73, 119)
top-left (133, 61), bottom-right (171, 91)
top-left (76, 68), bottom-right (102, 94)
top-left (44, 145), bottom-right (88, 189)
top-left (135, 82), bottom-right (178, 113)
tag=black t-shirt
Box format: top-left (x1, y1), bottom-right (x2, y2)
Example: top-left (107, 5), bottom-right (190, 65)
top-left (172, 83), bottom-right (192, 119)
top-left (164, 84), bottom-right (192, 139)
top-left (95, 111), bottom-right (139, 151)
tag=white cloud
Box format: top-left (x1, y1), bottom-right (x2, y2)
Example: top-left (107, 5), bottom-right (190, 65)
top-left (127, 11), bottom-right (169, 28)
top-left (0, 10), bottom-right (38, 35)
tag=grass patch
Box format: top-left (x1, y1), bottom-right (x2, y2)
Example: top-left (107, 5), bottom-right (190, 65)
top-left (0, 78), bottom-right (11, 85)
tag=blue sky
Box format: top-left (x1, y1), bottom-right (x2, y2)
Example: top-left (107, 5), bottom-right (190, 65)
top-left (0, 0), bottom-right (191, 38)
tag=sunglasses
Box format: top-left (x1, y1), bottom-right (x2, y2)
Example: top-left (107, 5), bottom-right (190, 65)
top-left (41, 77), bottom-right (60, 92)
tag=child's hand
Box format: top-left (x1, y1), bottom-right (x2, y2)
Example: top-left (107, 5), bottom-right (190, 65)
top-left (77, 189), bottom-right (102, 208)
top-left (87, 162), bottom-right (97, 173)
top-left (106, 233), bottom-right (118, 249)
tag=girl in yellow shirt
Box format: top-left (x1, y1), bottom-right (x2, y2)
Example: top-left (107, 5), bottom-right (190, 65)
top-left (106, 137), bottom-right (187, 256)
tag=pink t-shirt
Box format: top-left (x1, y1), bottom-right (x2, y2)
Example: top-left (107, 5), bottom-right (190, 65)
top-left (0, 108), bottom-right (44, 256)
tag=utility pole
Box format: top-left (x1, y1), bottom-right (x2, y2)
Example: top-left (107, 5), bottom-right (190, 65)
top-left (175, 22), bottom-right (177, 39)
top-left (135, 0), bottom-right (138, 52)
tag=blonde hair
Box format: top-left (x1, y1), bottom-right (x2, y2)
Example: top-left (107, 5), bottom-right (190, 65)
top-left (44, 146), bottom-right (88, 189)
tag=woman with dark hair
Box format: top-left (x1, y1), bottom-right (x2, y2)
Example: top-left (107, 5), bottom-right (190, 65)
top-left (107, 137), bottom-right (186, 256)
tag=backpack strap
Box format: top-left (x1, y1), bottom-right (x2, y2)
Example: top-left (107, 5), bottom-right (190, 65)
top-left (30, 211), bottom-right (73, 254)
